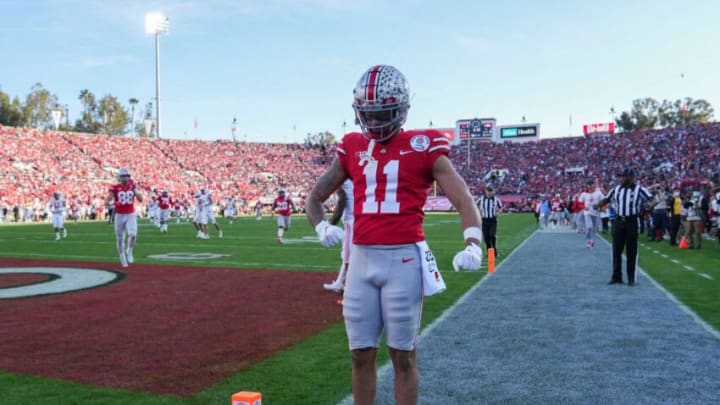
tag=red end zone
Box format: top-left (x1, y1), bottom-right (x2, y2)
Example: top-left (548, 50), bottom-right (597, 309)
top-left (0, 258), bottom-right (343, 396)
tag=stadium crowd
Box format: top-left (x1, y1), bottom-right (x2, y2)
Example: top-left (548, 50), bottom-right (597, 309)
top-left (451, 122), bottom-right (720, 199)
top-left (1, 123), bottom-right (718, 232)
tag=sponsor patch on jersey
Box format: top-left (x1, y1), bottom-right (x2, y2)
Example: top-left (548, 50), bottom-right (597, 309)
top-left (410, 134), bottom-right (430, 152)
top-left (0, 267), bottom-right (123, 299)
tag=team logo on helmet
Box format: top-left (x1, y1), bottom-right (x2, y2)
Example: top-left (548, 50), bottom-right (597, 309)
top-left (410, 135), bottom-right (430, 152)
top-left (352, 65), bottom-right (410, 142)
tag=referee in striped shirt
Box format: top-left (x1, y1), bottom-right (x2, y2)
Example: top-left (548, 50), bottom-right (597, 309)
top-left (477, 185), bottom-right (503, 258)
top-left (597, 168), bottom-right (657, 286)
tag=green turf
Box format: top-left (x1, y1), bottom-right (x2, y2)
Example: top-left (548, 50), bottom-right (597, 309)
top-left (0, 214), bottom-right (534, 404)
top-left (3, 215), bottom-right (709, 403)
top-left (601, 232), bottom-right (720, 331)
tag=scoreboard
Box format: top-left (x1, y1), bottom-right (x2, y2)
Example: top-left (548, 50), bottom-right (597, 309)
top-left (455, 118), bottom-right (496, 141)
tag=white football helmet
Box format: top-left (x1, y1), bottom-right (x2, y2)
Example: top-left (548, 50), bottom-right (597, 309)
top-left (352, 65), bottom-right (410, 142)
top-left (117, 168), bottom-right (131, 184)
top-left (278, 188), bottom-right (286, 197)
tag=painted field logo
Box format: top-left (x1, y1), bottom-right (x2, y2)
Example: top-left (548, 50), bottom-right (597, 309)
top-left (0, 267), bottom-right (123, 299)
top-left (147, 252), bottom-right (231, 260)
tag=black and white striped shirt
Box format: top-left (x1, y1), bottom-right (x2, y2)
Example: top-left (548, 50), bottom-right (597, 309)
top-left (477, 196), bottom-right (503, 219)
top-left (604, 184), bottom-right (653, 216)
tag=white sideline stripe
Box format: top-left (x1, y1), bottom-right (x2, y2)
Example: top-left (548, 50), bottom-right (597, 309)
top-left (337, 230), bottom-right (539, 405)
top-left (699, 273), bottom-right (714, 280)
top-left (660, 254), bottom-right (669, 258)
top-left (670, 259), bottom-right (681, 264)
top-left (599, 238), bottom-right (720, 340)
top-left (683, 265), bottom-right (695, 272)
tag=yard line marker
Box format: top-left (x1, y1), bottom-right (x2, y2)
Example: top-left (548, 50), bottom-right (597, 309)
top-left (659, 254), bottom-right (669, 259)
top-left (698, 273), bottom-right (714, 280)
top-left (670, 259), bottom-right (681, 264)
top-left (683, 265), bottom-right (695, 272)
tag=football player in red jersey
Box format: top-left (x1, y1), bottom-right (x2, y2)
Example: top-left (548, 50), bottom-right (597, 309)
top-left (172, 197), bottom-right (182, 223)
top-left (550, 193), bottom-right (565, 228)
top-left (306, 65), bottom-right (483, 405)
top-left (157, 190), bottom-right (173, 233)
top-left (272, 188), bottom-right (296, 244)
top-left (105, 168), bottom-right (144, 267)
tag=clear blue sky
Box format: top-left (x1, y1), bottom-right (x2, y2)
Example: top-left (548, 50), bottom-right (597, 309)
top-left (1, 0), bottom-right (718, 143)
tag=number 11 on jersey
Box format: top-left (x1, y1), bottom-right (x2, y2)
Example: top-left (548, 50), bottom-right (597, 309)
top-left (362, 160), bottom-right (400, 214)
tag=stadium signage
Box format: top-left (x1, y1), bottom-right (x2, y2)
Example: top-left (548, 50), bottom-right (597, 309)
top-left (499, 124), bottom-right (539, 138)
top-left (455, 118), bottom-right (496, 140)
top-left (583, 122), bottom-right (615, 135)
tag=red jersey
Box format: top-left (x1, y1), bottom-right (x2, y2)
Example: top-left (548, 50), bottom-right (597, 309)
top-left (173, 200), bottom-right (181, 210)
top-left (157, 195), bottom-right (172, 210)
top-left (274, 197), bottom-right (292, 216)
top-left (551, 198), bottom-right (563, 212)
top-left (110, 182), bottom-right (137, 214)
top-left (337, 130), bottom-right (450, 245)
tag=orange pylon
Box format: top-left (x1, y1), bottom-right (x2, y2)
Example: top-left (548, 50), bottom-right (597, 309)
top-left (488, 248), bottom-right (495, 273)
top-left (678, 236), bottom-right (689, 249)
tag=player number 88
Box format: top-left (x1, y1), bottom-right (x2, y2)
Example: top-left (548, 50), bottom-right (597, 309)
top-left (117, 190), bottom-right (134, 205)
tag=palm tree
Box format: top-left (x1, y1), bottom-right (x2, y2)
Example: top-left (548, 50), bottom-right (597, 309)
top-left (128, 98), bottom-right (139, 136)
top-left (78, 89), bottom-right (97, 132)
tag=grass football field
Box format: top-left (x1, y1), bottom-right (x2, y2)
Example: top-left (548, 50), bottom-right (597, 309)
top-left (0, 214), bottom-right (717, 404)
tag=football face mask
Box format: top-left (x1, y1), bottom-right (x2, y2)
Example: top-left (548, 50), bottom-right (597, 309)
top-left (352, 64), bottom-right (410, 142)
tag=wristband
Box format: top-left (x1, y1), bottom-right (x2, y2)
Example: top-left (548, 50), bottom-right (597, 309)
top-left (463, 226), bottom-right (482, 242)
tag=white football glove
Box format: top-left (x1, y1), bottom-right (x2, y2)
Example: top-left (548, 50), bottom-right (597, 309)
top-left (315, 220), bottom-right (345, 248)
top-left (452, 243), bottom-right (483, 272)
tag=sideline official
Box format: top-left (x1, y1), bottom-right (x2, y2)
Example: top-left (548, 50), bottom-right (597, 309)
top-left (477, 185), bottom-right (503, 257)
top-left (597, 168), bottom-right (657, 286)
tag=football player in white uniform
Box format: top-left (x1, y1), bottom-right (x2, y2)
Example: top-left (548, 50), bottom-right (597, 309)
top-left (49, 191), bottom-right (67, 240)
top-left (193, 190), bottom-right (208, 239)
top-left (579, 181), bottom-right (605, 248)
top-left (201, 187), bottom-right (223, 238)
top-left (225, 197), bottom-right (236, 224)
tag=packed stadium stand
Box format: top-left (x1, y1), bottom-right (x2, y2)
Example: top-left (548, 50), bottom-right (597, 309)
top-left (1, 122), bottom-right (718, 219)
top-left (452, 122), bottom-right (720, 199)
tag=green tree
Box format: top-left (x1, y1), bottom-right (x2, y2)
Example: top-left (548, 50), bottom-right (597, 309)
top-left (616, 97), bottom-right (714, 132)
top-left (97, 94), bottom-right (129, 135)
top-left (75, 89), bottom-right (100, 133)
top-left (614, 97), bottom-right (661, 132)
top-left (21, 83), bottom-right (59, 129)
top-left (0, 88), bottom-right (24, 126)
top-left (304, 131), bottom-right (336, 146)
top-left (659, 97), bottom-right (714, 127)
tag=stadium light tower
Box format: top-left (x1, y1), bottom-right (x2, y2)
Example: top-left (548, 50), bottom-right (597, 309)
top-left (145, 12), bottom-right (169, 139)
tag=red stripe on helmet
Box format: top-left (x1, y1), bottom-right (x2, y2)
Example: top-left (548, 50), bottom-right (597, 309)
top-left (366, 65), bottom-right (382, 103)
